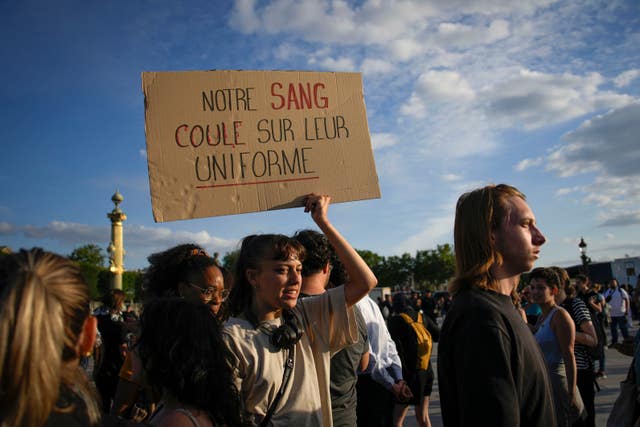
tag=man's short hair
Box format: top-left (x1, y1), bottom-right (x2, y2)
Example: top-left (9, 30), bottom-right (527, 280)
top-left (574, 273), bottom-right (589, 284)
top-left (529, 267), bottom-right (561, 289)
top-left (450, 184), bottom-right (526, 295)
top-left (292, 229), bottom-right (332, 277)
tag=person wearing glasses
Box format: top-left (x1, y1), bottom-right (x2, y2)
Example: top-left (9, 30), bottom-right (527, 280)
top-left (111, 244), bottom-right (226, 421)
top-left (181, 264), bottom-right (229, 317)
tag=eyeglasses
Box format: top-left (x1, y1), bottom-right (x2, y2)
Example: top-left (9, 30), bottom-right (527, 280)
top-left (189, 283), bottom-right (229, 299)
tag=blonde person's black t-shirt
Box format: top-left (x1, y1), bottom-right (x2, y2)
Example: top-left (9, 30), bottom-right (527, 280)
top-left (438, 288), bottom-right (556, 427)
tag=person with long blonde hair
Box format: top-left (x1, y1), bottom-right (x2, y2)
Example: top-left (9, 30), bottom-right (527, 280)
top-left (437, 184), bottom-right (555, 427)
top-left (0, 248), bottom-right (101, 426)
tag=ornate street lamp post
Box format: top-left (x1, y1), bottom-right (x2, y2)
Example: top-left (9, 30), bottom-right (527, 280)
top-left (578, 237), bottom-right (590, 275)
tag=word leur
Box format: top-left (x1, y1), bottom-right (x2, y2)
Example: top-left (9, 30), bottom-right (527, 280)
top-left (201, 82), bottom-right (330, 112)
top-left (174, 116), bottom-right (350, 147)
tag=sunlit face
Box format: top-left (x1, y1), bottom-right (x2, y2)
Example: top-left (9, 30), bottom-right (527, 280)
top-left (248, 255), bottom-right (302, 317)
top-left (493, 196), bottom-right (546, 275)
top-left (181, 266), bottom-right (225, 306)
top-left (530, 278), bottom-right (556, 305)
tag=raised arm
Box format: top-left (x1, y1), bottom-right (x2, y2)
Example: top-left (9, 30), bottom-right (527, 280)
top-left (304, 193), bottom-right (377, 307)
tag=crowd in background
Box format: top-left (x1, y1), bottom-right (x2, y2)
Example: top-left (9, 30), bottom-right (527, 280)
top-left (1, 187), bottom-right (639, 427)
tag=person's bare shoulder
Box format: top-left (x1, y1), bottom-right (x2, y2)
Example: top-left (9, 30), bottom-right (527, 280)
top-left (152, 410), bottom-right (213, 427)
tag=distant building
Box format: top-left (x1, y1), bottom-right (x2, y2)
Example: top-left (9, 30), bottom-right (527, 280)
top-left (611, 256), bottom-right (640, 287)
top-left (565, 256), bottom-right (639, 287)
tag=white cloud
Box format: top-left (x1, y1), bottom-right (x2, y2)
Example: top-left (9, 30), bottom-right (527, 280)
top-left (229, 0), bottom-right (262, 33)
top-left (442, 173), bottom-right (462, 182)
top-left (273, 42), bottom-right (304, 60)
top-left (125, 225), bottom-right (238, 251)
top-left (0, 221), bottom-right (239, 261)
top-left (514, 156), bottom-right (543, 171)
top-left (139, 149), bottom-right (147, 159)
top-left (400, 94), bottom-right (428, 119)
top-left (389, 38), bottom-right (427, 61)
top-left (370, 132), bottom-right (398, 150)
top-left (393, 214), bottom-right (454, 255)
top-left (21, 221), bottom-right (108, 243)
top-left (541, 104), bottom-right (640, 228)
top-left (228, 0), bottom-right (547, 51)
top-left (548, 103), bottom-right (640, 178)
top-left (315, 56), bottom-right (356, 71)
top-left (555, 186), bottom-right (582, 197)
top-left (482, 69), bottom-right (634, 129)
top-left (613, 69), bottom-right (640, 88)
top-left (435, 19), bottom-right (510, 49)
top-left (361, 58), bottom-right (394, 75)
top-left (0, 221), bottom-right (15, 234)
top-left (414, 70), bottom-right (476, 102)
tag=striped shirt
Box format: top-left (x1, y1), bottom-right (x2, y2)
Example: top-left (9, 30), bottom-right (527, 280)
top-left (563, 297), bottom-right (592, 370)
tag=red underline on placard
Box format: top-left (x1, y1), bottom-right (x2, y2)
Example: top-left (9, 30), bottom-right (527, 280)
top-left (195, 176), bottom-right (320, 189)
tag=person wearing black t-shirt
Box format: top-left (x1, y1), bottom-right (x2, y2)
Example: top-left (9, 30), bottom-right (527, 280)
top-left (438, 184), bottom-right (555, 427)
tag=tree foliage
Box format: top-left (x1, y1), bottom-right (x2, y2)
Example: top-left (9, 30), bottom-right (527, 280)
top-left (414, 244), bottom-right (456, 289)
top-left (69, 244), bottom-right (106, 267)
top-left (355, 245), bottom-right (455, 291)
top-left (222, 250), bottom-right (239, 272)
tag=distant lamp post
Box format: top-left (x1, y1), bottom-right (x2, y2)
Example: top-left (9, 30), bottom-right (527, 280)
top-left (578, 237), bottom-right (590, 275)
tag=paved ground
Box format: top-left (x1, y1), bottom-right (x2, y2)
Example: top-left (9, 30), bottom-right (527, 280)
top-left (403, 322), bottom-right (635, 427)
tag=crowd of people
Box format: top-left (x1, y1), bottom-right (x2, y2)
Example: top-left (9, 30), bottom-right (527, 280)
top-left (1, 187), bottom-right (638, 427)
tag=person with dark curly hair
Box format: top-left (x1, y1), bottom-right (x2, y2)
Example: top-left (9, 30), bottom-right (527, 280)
top-left (294, 229), bottom-right (371, 427)
top-left (143, 244), bottom-right (227, 316)
top-left (136, 298), bottom-right (246, 427)
top-left (112, 244), bottom-right (227, 420)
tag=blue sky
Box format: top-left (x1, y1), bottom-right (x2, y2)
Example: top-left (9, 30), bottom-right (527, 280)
top-left (1, 0), bottom-right (639, 274)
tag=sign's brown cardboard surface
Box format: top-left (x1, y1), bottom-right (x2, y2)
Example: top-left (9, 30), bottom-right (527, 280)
top-left (142, 70), bottom-right (380, 222)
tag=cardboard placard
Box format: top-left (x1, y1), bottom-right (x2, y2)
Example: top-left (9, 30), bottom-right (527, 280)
top-left (142, 70), bottom-right (380, 222)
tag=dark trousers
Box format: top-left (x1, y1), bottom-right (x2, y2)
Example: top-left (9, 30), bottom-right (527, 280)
top-left (610, 315), bottom-right (630, 344)
top-left (356, 373), bottom-right (394, 427)
top-left (576, 369), bottom-right (595, 427)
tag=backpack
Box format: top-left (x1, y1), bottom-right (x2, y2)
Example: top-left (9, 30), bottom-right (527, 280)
top-left (399, 312), bottom-right (432, 370)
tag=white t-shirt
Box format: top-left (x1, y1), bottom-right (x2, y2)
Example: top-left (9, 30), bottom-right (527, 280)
top-left (222, 287), bottom-right (357, 427)
top-left (604, 287), bottom-right (629, 317)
